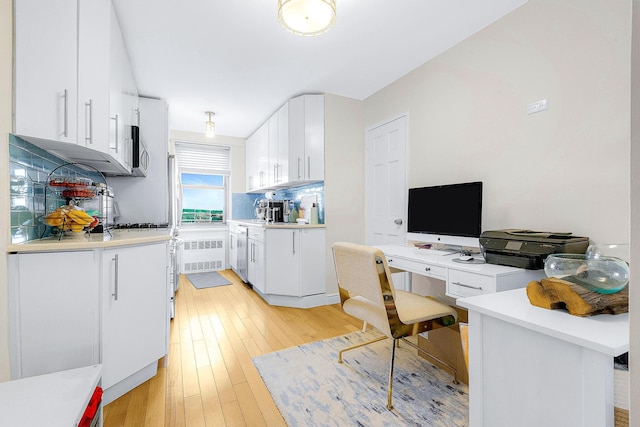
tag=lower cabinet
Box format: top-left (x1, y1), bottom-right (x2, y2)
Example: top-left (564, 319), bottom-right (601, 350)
top-left (8, 241), bottom-right (168, 403)
top-left (101, 244), bottom-right (168, 391)
top-left (265, 228), bottom-right (325, 297)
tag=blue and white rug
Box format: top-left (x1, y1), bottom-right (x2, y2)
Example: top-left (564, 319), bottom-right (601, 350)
top-left (253, 330), bottom-right (469, 426)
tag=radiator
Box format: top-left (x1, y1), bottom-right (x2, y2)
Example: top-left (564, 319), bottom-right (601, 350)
top-left (180, 238), bottom-right (225, 273)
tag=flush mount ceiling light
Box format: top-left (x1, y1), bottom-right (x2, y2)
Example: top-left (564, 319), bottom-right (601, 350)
top-left (278, 0), bottom-right (336, 36)
top-left (205, 111), bottom-right (216, 138)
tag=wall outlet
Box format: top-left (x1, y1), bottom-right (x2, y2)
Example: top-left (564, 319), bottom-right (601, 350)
top-left (527, 99), bottom-right (549, 115)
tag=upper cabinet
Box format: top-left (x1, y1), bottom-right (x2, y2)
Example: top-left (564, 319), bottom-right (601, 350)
top-left (14, 0), bottom-right (78, 144)
top-left (13, 0), bottom-right (135, 175)
top-left (246, 94), bottom-right (325, 193)
top-left (78, 0), bottom-right (111, 154)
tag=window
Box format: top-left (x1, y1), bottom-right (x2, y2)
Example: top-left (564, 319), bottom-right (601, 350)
top-left (175, 142), bottom-right (230, 225)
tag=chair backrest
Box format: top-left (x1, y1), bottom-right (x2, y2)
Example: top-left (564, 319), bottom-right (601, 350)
top-left (332, 242), bottom-right (397, 308)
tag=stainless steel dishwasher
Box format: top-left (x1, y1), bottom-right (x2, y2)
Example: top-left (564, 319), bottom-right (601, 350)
top-left (232, 225), bottom-right (248, 282)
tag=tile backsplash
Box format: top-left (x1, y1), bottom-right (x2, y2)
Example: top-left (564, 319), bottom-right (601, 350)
top-left (231, 183), bottom-right (325, 223)
top-left (9, 135), bottom-right (104, 243)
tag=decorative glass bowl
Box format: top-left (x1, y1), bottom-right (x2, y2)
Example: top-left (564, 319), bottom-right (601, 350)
top-left (544, 253), bottom-right (629, 294)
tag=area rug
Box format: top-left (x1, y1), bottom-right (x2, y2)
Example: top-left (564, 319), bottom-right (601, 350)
top-left (186, 271), bottom-right (231, 289)
top-left (253, 330), bottom-right (469, 426)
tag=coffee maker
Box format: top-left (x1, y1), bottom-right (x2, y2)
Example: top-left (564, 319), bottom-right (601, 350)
top-left (255, 198), bottom-right (291, 223)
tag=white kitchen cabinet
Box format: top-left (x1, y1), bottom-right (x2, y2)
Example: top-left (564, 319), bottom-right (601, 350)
top-left (14, 0), bottom-right (78, 144)
top-left (246, 122), bottom-right (269, 192)
top-left (246, 94), bottom-right (324, 192)
top-left (108, 3), bottom-right (133, 172)
top-left (264, 228), bottom-right (325, 297)
top-left (299, 228), bottom-right (326, 296)
top-left (101, 243), bottom-right (168, 391)
top-left (248, 227), bottom-right (266, 293)
top-left (78, 0), bottom-right (111, 152)
top-left (7, 241), bottom-right (169, 404)
top-left (288, 94), bottom-right (325, 183)
top-left (265, 228), bottom-right (299, 296)
top-left (246, 132), bottom-right (258, 192)
top-left (13, 0), bottom-right (133, 175)
top-left (8, 251), bottom-right (100, 379)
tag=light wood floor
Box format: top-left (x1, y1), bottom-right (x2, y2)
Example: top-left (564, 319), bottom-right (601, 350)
top-left (103, 269), bottom-right (363, 426)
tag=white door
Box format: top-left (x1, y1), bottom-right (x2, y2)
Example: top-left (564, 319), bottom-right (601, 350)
top-left (366, 116), bottom-right (408, 290)
top-left (366, 116), bottom-right (407, 245)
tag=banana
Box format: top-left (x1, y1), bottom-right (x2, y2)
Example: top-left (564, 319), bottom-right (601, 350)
top-left (67, 210), bottom-right (93, 226)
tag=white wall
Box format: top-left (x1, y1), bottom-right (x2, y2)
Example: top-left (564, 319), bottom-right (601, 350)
top-left (0, 0), bottom-right (12, 382)
top-left (364, 0), bottom-right (630, 245)
top-left (324, 94), bottom-right (365, 295)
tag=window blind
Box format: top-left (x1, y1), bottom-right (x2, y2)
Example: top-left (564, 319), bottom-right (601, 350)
top-left (174, 141), bottom-right (230, 175)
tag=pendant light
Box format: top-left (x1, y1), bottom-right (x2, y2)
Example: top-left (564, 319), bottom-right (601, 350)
top-left (205, 111), bottom-right (216, 138)
top-left (278, 0), bottom-right (336, 36)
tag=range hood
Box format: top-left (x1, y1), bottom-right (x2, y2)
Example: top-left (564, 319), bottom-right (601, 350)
top-left (15, 134), bottom-right (131, 175)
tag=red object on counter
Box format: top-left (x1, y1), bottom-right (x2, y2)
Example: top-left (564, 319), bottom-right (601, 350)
top-left (78, 386), bottom-right (103, 427)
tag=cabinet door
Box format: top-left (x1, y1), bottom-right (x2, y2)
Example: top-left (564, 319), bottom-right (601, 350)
top-left (265, 229), bottom-right (300, 296)
top-left (78, 0), bottom-right (111, 151)
top-left (14, 0), bottom-right (78, 144)
top-left (9, 251), bottom-right (99, 379)
top-left (101, 243), bottom-right (168, 389)
top-left (288, 96), bottom-right (306, 181)
top-left (299, 229), bottom-right (326, 296)
top-left (109, 4), bottom-right (128, 170)
top-left (246, 133), bottom-right (258, 191)
top-left (255, 123), bottom-right (269, 189)
top-left (268, 114), bottom-right (278, 187)
top-left (276, 103), bottom-right (290, 184)
top-left (304, 95), bottom-right (325, 181)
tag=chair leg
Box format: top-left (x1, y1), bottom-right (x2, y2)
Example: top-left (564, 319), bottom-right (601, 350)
top-left (400, 337), bottom-right (459, 385)
top-left (338, 335), bottom-right (387, 363)
top-left (387, 339), bottom-right (397, 410)
top-left (362, 321), bottom-right (368, 332)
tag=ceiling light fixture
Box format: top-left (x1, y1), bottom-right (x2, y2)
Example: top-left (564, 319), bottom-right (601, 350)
top-left (205, 111), bottom-right (216, 138)
top-left (278, 0), bottom-right (336, 36)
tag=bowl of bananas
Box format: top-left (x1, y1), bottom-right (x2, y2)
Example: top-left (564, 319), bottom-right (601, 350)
top-left (44, 205), bottom-right (98, 235)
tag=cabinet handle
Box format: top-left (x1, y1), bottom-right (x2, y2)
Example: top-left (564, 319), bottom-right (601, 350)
top-left (452, 281), bottom-right (483, 291)
top-left (135, 108), bottom-right (140, 126)
top-left (292, 231), bottom-right (296, 255)
top-left (110, 114), bottom-right (119, 153)
top-left (297, 157), bottom-right (302, 179)
top-left (425, 267), bottom-right (431, 272)
top-left (230, 235), bottom-right (234, 250)
top-left (274, 165), bottom-right (277, 183)
top-left (85, 99), bottom-right (93, 144)
top-left (113, 254), bottom-right (119, 301)
top-left (307, 156), bottom-right (311, 179)
top-left (63, 89), bottom-right (69, 137)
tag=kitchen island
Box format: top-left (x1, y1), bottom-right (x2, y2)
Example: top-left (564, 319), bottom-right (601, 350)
top-left (7, 228), bottom-right (172, 404)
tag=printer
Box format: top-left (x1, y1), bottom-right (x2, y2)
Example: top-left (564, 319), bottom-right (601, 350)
top-left (479, 229), bottom-right (590, 269)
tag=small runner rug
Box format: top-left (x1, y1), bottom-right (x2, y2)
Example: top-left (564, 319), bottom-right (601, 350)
top-left (253, 330), bottom-right (469, 426)
top-left (186, 271), bottom-right (231, 289)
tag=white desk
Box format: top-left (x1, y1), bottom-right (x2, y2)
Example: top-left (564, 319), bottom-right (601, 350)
top-left (458, 289), bottom-right (629, 427)
top-left (377, 244), bottom-right (545, 299)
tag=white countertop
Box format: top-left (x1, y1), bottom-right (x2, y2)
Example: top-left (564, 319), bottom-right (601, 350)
top-left (228, 219), bottom-right (326, 229)
top-left (457, 288), bottom-right (629, 356)
top-left (0, 364), bottom-right (102, 427)
top-left (7, 228), bottom-right (173, 253)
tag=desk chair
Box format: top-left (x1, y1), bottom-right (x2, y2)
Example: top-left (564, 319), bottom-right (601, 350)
top-left (332, 242), bottom-right (459, 410)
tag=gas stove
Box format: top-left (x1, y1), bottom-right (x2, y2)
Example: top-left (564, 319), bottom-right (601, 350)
top-left (114, 222), bottom-right (170, 229)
